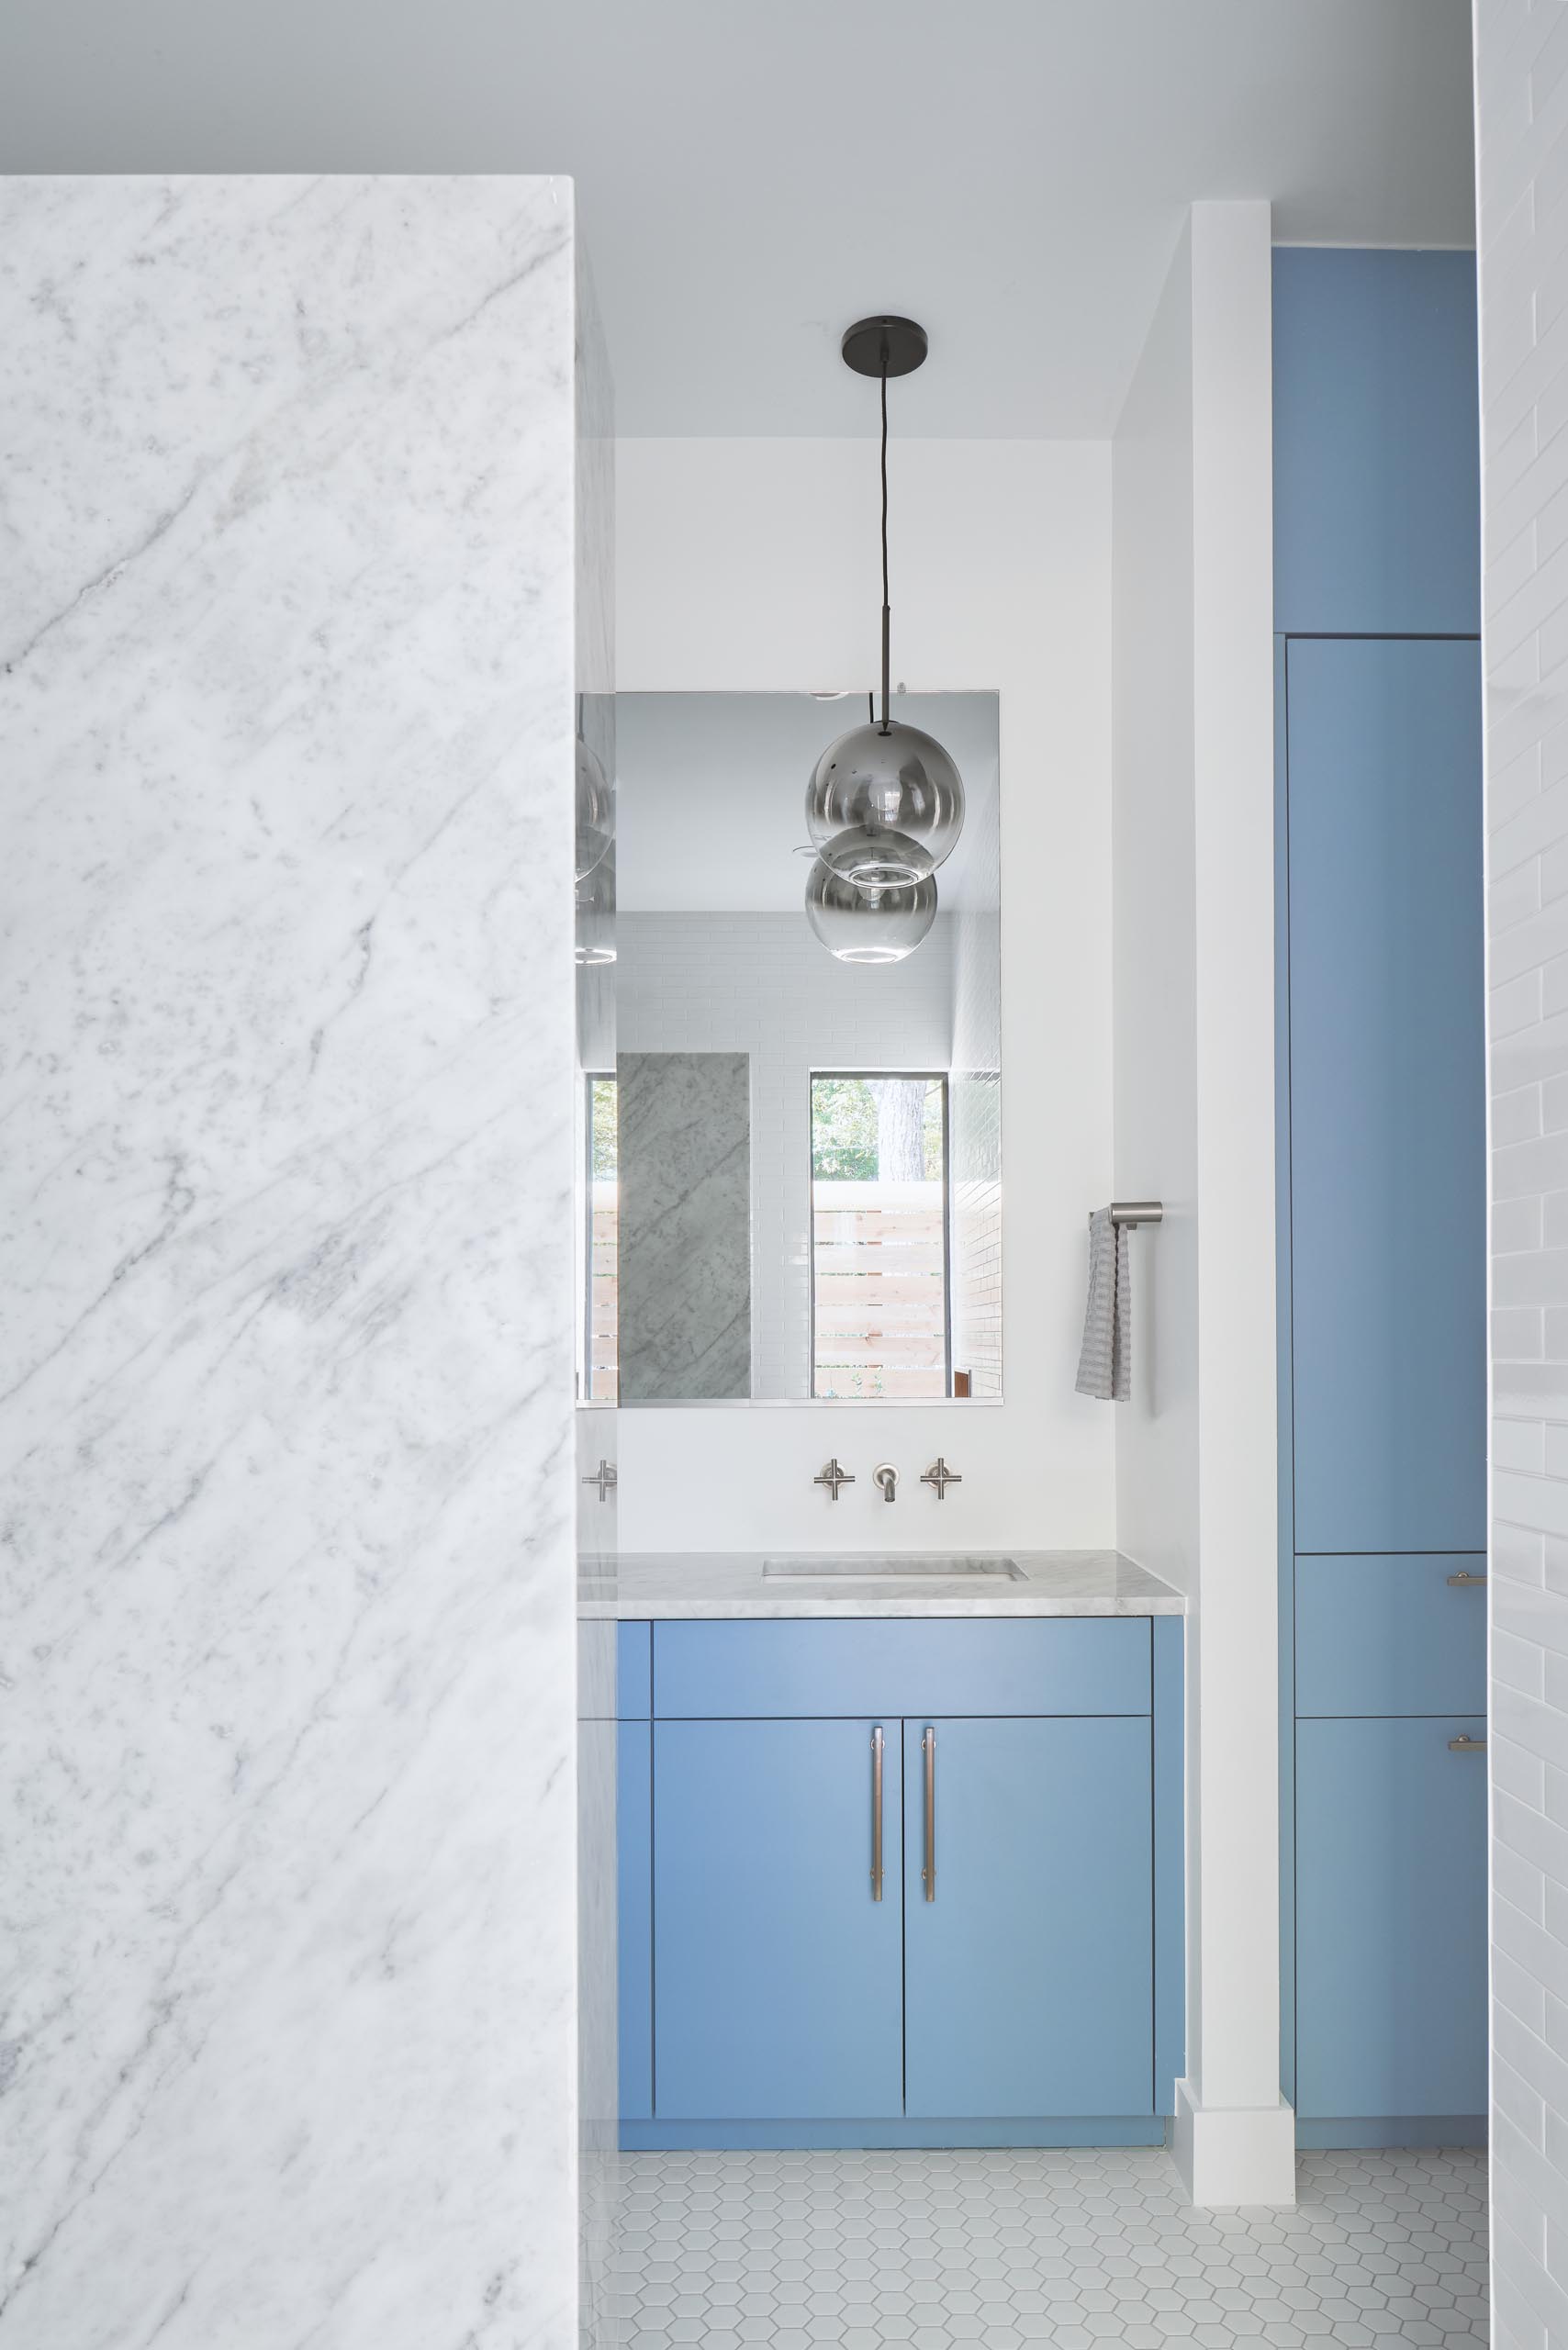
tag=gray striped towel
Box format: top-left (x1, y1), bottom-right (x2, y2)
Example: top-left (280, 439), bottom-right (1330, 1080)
top-left (1075, 1207), bottom-right (1130, 1402)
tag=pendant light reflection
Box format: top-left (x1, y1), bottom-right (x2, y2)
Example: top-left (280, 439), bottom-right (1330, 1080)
top-left (575, 852), bottom-right (616, 967)
top-left (817, 822), bottom-right (933, 891)
top-left (575, 734), bottom-right (614, 885)
top-left (804, 859), bottom-right (937, 966)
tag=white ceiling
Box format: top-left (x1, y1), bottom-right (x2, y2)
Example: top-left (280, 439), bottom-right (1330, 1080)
top-left (569, 0), bottom-right (1476, 436)
top-left (616, 693), bottom-right (1001, 915)
top-left (0, 1), bottom-right (1474, 437)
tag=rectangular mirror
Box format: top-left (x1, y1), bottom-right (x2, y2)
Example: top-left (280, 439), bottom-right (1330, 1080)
top-left (598, 689), bottom-right (1002, 1404)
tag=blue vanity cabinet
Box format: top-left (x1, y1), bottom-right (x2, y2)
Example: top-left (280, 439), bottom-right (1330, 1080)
top-left (651, 1717), bottom-right (905, 2121)
top-left (902, 1717), bottom-right (1154, 2120)
top-left (621, 1615), bottom-right (1183, 2148)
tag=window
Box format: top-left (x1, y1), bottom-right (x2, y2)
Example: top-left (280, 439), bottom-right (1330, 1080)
top-left (810, 1073), bottom-right (950, 1399)
top-left (585, 1073), bottom-right (618, 1402)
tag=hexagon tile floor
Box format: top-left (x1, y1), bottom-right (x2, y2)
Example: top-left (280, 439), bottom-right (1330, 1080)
top-left (603, 2145), bottom-right (1488, 2348)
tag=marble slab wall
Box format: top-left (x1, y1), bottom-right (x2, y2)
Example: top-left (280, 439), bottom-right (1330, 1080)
top-left (619, 1051), bottom-right (752, 1399)
top-left (574, 238), bottom-right (620, 2350)
top-left (0, 175), bottom-right (580, 2349)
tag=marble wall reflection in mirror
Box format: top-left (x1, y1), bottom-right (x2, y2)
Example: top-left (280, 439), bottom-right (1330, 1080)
top-left (588, 691), bottom-right (1002, 1406)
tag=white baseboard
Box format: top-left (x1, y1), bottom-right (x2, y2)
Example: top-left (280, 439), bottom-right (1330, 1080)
top-left (1172, 2079), bottom-right (1297, 2206)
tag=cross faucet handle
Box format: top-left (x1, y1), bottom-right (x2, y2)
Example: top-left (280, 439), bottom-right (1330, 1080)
top-left (921, 1457), bottom-right (961, 1500)
top-left (813, 1458), bottom-right (855, 1501)
top-left (583, 1459), bottom-right (618, 1503)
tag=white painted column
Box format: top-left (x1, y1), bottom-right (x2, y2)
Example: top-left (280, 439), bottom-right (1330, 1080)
top-left (0, 175), bottom-right (581, 2347)
top-left (1114, 198), bottom-right (1294, 2205)
top-left (1182, 197), bottom-right (1295, 2204)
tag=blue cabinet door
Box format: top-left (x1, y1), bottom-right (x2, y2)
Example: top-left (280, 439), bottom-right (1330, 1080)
top-left (1286, 636), bottom-right (1485, 1555)
top-left (902, 1718), bottom-right (1154, 2119)
top-left (1272, 249), bottom-right (1480, 637)
top-left (1294, 1555), bottom-right (1487, 1718)
top-left (1296, 1718), bottom-right (1487, 2121)
top-left (652, 1718), bottom-right (903, 2120)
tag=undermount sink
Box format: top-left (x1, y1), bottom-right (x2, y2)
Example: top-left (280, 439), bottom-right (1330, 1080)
top-left (762, 1555), bottom-right (1024, 1581)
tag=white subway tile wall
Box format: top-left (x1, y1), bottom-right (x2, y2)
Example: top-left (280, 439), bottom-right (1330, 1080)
top-left (1478, 6), bottom-right (1568, 2343)
top-left (618, 913), bottom-right (970, 1397)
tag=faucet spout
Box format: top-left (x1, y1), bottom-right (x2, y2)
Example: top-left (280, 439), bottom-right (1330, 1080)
top-left (873, 1463), bottom-right (898, 1503)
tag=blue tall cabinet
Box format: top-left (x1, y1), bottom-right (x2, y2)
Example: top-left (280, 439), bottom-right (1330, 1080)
top-left (1274, 250), bottom-right (1487, 2145)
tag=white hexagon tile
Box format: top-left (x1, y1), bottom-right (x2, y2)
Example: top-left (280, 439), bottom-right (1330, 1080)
top-left (603, 2146), bottom-right (1487, 2348)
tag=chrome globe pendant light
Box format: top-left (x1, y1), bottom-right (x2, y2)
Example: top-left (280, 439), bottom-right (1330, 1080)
top-left (805, 316), bottom-right (966, 941)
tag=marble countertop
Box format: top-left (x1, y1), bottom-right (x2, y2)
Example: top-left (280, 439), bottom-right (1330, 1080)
top-left (577, 1549), bottom-right (1184, 1620)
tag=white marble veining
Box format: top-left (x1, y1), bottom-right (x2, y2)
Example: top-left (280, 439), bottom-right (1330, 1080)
top-left (574, 230), bottom-right (620, 2350)
top-left (579, 1549), bottom-right (1184, 1619)
top-left (0, 175), bottom-right (581, 2348)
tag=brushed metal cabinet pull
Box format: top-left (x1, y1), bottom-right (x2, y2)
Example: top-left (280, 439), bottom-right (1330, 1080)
top-left (922, 1726), bottom-right (936, 1901)
top-left (870, 1727), bottom-right (885, 1901)
top-left (1446, 1571), bottom-right (1486, 1587)
top-left (1448, 1733), bottom-right (1486, 1752)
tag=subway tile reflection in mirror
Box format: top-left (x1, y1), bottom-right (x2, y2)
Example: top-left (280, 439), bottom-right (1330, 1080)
top-left (603, 691), bottom-right (1002, 1404)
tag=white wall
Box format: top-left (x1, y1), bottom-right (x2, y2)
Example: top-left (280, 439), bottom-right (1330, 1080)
top-left (1113, 201), bottom-right (1293, 2204)
top-left (1475, 6), bottom-right (1568, 2340)
top-left (614, 437), bottom-right (1114, 1550)
top-left (0, 176), bottom-right (582, 2346)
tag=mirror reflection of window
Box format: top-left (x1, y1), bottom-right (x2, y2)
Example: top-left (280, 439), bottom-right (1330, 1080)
top-left (586, 1073), bottom-right (619, 1403)
top-left (810, 1073), bottom-right (952, 1399)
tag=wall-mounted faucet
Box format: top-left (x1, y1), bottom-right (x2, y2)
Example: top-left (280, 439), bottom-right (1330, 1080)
top-left (813, 1458), bottom-right (855, 1501)
top-left (920, 1457), bottom-right (961, 1500)
top-left (873, 1463), bottom-right (899, 1504)
top-left (582, 1459), bottom-right (618, 1503)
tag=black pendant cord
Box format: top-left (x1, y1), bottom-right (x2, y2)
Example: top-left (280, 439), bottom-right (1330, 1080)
top-left (842, 313), bottom-right (927, 728)
top-left (879, 360), bottom-right (892, 733)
